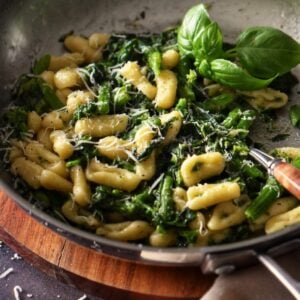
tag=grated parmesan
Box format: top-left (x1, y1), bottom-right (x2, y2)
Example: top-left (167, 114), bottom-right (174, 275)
top-left (13, 285), bottom-right (22, 300)
top-left (0, 267), bottom-right (14, 279)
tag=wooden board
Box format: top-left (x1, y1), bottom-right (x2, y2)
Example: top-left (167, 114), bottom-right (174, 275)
top-left (0, 190), bottom-right (215, 299)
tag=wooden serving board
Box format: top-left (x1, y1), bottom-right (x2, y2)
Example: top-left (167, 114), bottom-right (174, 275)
top-left (0, 190), bottom-right (215, 299)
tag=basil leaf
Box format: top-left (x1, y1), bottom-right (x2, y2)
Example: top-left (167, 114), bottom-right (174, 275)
top-left (289, 105), bottom-right (300, 127)
top-left (205, 59), bottom-right (275, 90)
top-left (32, 54), bottom-right (51, 75)
top-left (178, 4), bottom-right (211, 56)
top-left (194, 22), bottom-right (223, 62)
top-left (236, 27), bottom-right (300, 78)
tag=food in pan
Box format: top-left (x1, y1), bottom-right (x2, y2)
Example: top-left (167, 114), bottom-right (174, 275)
top-left (1, 4), bottom-right (300, 247)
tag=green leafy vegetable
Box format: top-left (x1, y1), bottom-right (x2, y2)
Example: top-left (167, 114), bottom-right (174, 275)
top-left (4, 107), bottom-right (28, 138)
top-left (289, 105), bottom-right (300, 127)
top-left (194, 22), bottom-right (223, 62)
top-left (178, 4), bottom-right (212, 57)
top-left (14, 76), bottom-right (63, 113)
top-left (97, 82), bottom-right (111, 115)
top-left (32, 54), bottom-right (51, 75)
top-left (236, 27), bottom-right (300, 78)
top-left (199, 59), bottom-right (275, 90)
top-left (178, 4), bottom-right (300, 90)
top-left (245, 176), bottom-right (283, 220)
top-left (40, 83), bottom-right (65, 110)
top-left (202, 94), bottom-right (234, 112)
top-left (147, 49), bottom-right (162, 75)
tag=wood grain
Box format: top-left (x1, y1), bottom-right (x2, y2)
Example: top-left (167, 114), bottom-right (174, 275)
top-left (0, 190), bottom-right (215, 299)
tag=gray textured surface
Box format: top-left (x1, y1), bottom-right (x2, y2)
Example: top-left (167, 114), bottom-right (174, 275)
top-left (0, 242), bottom-right (103, 300)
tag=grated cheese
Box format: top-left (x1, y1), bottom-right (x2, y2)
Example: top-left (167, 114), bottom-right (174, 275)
top-left (149, 173), bottom-right (165, 194)
top-left (11, 253), bottom-right (22, 260)
top-left (0, 267), bottom-right (14, 279)
top-left (13, 285), bottom-right (22, 300)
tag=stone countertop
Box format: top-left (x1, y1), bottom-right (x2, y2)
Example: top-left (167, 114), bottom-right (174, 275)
top-left (1, 239), bottom-right (300, 300)
top-left (0, 242), bottom-right (103, 300)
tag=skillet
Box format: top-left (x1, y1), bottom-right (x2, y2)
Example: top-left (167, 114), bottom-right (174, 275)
top-left (0, 0), bottom-right (300, 297)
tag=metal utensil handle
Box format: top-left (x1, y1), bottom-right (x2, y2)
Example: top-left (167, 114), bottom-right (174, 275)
top-left (258, 254), bottom-right (300, 300)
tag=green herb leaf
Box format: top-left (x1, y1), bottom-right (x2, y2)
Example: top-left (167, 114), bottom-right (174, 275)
top-left (202, 93), bottom-right (234, 112)
top-left (204, 59), bottom-right (275, 90)
top-left (178, 4), bottom-right (212, 56)
top-left (147, 49), bottom-right (162, 75)
top-left (40, 84), bottom-right (64, 109)
top-left (97, 82), bottom-right (111, 115)
top-left (194, 22), bottom-right (223, 62)
top-left (32, 54), bottom-right (51, 75)
top-left (289, 105), bottom-right (300, 127)
top-left (236, 27), bottom-right (300, 78)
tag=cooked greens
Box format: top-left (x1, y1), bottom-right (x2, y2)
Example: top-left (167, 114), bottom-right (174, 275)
top-left (0, 3), bottom-right (299, 247)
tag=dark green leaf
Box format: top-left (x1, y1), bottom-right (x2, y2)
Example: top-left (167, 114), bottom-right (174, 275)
top-left (194, 22), bottom-right (223, 61)
top-left (41, 84), bottom-right (64, 109)
top-left (208, 59), bottom-right (276, 90)
top-left (147, 50), bottom-right (162, 75)
top-left (32, 54), bottom-right (51, 75)
top-left (178, 4), bottom-right (212, 56)
top-left (289, 105), bottom-right (300, 127)
top-left (236, 27), bottom-right (300, 78)
top-left (202, 94), bottom-right (234, 112)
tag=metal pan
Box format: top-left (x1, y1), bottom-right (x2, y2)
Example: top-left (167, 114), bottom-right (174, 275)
top-left (0, 0), bottom-right (300, 297)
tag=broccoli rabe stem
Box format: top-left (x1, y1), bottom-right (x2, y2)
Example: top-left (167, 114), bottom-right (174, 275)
top-left (245, 176), bottom-right (283, 220)
top-left (157, 175), bottom-right (174, 219)
top-left (147, 49), bottom-right (162, 76)
top-left (97, 82), bottom-right (111, 114)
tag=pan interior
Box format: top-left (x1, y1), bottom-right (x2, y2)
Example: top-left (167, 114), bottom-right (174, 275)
top-left (0, 0), bottom-right (300, 263)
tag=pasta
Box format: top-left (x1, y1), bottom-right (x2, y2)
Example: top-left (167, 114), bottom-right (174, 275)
top-left (27, 111), bottom-right (42, 133)
top-left (70, 165), bottom-right (91, 207)
top-left (11, 157), bottom-right (43, 189)
top-left (86, 159), bottom-right (141, 192)
top-left (62, 200), bottom-right (101, 229)
top-left (207, 201), bottom-right (246, 231)
top-left (155, 70), bottom-right (178, 109)
top-left (238, 88), bottom-right (288, 111)
top-left (186, 182), bottom-right (241, 210)
top-left (50, 130), bottom-right (74, 160)
top-left (97, 136), bottom-right (133, 160)
top-left (149, 229), bottom-right (177, 247)
top-left (40, 169), bottom-right (73, 193)
top-left (96, 221), bottom-right (153, 241)
top-left (54, 67), bottom-right (81, 89)
top-left (74, 114), bottom-right (128, 137)
top-left (49, 53), bottom-right (85, 72)
top-left (119, 61), bottom-right (157, 99)
top-left (180, 152), bottom-right (225, 187)
top-left (265, 206), bottom-right (300, 234)
top-left (64, 35), bottom-right (100, 63)
top-left (1, 6), bottom-right (300, 249)
top-left (161, 49), bottom-right (180, 69)
top-left (159, 110), bottom-right (182, 145)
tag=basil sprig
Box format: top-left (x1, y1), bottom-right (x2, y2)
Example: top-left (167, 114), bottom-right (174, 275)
top-left (178, 4), bottom-right (300, 90)
top-left (236, 27), bottom-right (300, 79)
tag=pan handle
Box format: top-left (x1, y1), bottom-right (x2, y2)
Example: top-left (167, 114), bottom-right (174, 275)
top-left (258, 254), bottom-right (300, 300)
